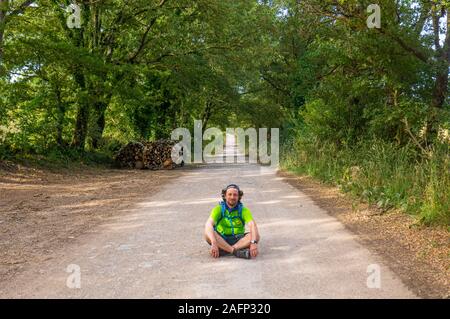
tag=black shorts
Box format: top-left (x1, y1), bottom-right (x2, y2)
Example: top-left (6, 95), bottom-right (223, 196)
top-left (217, 232), bottom-right (249, 246)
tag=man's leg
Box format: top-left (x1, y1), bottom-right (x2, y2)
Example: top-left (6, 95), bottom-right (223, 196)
top-left (232, 233), bottom-right (251, 250)
top-left (204, 231), bottom-right (235, 254)
top-left (232, 232), bottom-right (261, 251)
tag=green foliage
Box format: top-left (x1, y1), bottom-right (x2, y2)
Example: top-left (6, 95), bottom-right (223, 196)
top-left (272, 0), bottom-right (450, 225)
top-left (1, 0), bottom-right (449, 225)
top-left (281, 136), bottom-right (450, 225)
top-left (0, 0), bottom-right (276, 156)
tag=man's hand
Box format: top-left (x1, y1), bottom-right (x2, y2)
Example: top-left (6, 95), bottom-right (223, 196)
top-left (250, 243), bottom-right (258, 258)
top-left (210, 242), bottom-right (220, 258)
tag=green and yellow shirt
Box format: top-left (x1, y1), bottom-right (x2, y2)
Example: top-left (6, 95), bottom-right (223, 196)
top-left (210, 203), bottom-right (253, 236)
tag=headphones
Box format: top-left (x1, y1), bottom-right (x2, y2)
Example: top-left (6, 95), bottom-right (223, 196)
top-left (221, 184), bottom-right (244, 201)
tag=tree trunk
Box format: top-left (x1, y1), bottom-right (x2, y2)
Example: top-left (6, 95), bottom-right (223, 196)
top-left (69, 3), bottom-right (90, 150)
top-left (201, 100), bottom-right (213, 134)
top-left (425, 6), bottom-right (450, 144)
top-left (71, 71), bottom-right (89, 150)
top-left (54, 84), bottom-right (66, 147)
top-left (425, 66), bottom-right (448, 143)
top-left (91, 100), bottom-right (108, 149)
top-left (71, 102), bottom-right (89, 150)
top-left (0, 0), bottom-right (8, 68)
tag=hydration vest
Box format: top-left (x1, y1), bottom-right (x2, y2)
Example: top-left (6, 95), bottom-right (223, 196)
top-left (214, 201), bottom-right (244, 236)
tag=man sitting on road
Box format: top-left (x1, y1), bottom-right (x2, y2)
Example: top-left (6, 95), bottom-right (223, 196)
top-left (204, 184), bottom-right (260, 259)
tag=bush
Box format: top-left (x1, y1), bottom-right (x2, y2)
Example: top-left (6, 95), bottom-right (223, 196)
top-left (281, 136), bottom-right (450, 226)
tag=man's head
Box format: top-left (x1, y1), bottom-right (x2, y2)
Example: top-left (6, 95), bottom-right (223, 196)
top-left (221, 184), bottom-right (243, 207)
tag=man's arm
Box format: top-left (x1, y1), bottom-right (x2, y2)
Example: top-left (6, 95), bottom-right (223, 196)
top-left (205, 217), bottom-right (219, 258)
top-left (205, 217), bottom-right (217, 243)
top-left (247, 220), bottom-right (260, 258)
top-left (247, 220), bottom-right (259, 241)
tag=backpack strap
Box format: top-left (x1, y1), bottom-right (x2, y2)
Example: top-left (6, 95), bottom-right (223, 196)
top-left (214, 201), bottom-right (226, 232)
top-left (238, 202), bottom-right (243, 220)
top-left (215, 201), bottom-right (245, 236)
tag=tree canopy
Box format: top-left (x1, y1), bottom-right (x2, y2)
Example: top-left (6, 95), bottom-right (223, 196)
top-left (0, 0), bottom-right (448, 154)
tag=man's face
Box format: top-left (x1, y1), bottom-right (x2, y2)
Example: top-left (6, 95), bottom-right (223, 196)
top-left (225, 188), bottom-right (239, 207)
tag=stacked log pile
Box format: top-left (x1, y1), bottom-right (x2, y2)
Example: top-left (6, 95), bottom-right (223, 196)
top-left (114, 140), bottom-right (184, 170)
top-left (114, 142), bottom-right (144, 169)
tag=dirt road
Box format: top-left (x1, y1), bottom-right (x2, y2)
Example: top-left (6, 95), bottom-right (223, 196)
top-left (0, 136), bottom-right (417, 298)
